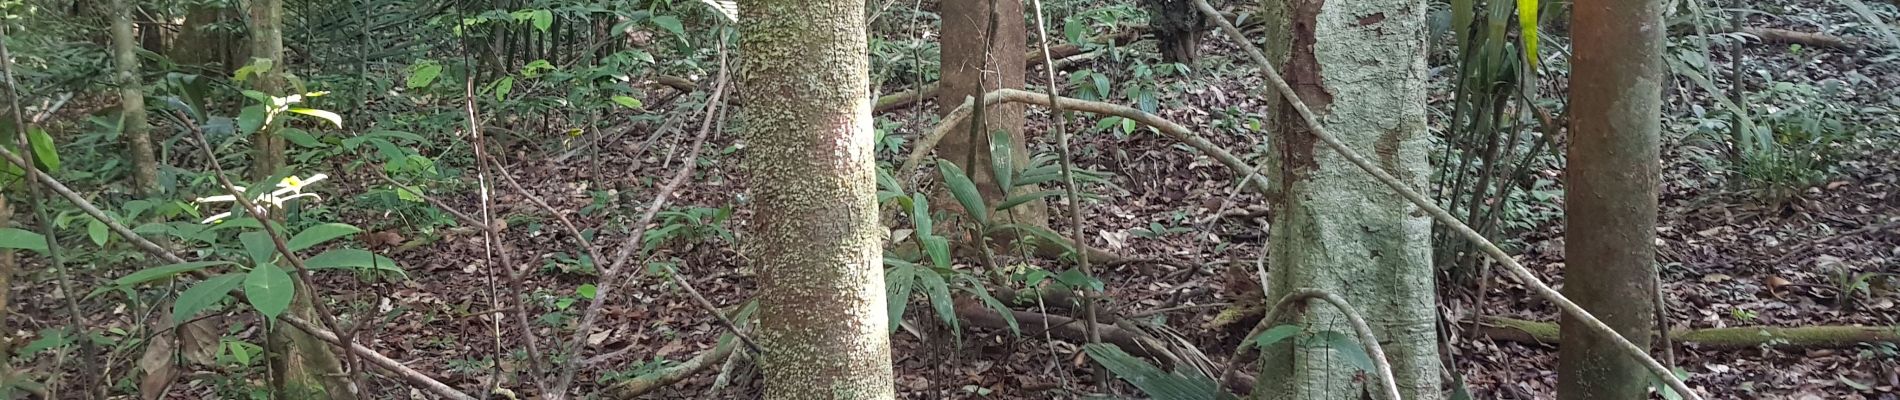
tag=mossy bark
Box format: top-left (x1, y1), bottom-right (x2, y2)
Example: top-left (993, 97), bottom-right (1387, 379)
top-left (1560, 0), bottom-right (1663, 397)
top-left (739, 0), bottom-right (895, 398)
top-left (1253, 0), bottom-right (1441, 398)
top-left (111, 0), bottom-right (156, 196)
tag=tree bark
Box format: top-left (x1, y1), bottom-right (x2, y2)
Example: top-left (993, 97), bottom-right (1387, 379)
top-left (739, 0), bottom-right (895, 397)
top-left (248, 0), bottom-right (286, 180)
top-left (1143, 0), bottom-right (1206, 64)
top-left (1560, 0), bottom-right (1664, 398)
top-left (176, 5), bottom-right (243, 74)
top-left (1253, 0), bottom-right (1442, 397)
top-left (112, 0), bottom-right (157, 196)
top-left (939, 0), bottom-right (1045, 231)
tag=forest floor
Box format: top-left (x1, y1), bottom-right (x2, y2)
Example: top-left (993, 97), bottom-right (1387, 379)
top-left (12, 1), bottom-right (1899, 399)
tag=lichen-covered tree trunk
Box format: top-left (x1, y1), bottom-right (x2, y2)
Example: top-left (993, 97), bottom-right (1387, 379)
top-left (111, 0), bottom-right (156, 196)
top-left (938, 0), bottom-right (1045, 230)
top-left (739, 0), bottom-right (895, 398)
top-left (1558, 0), bottom-right (1663, 396)
top-left (1253, 0), bottom-right (1441, 398)
top-left (1143, 0), bottom-right (1207, 64)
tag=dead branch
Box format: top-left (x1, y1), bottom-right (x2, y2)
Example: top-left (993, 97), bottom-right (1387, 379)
top-left (1189, 0), bottom-right (1699, 397)
top-left (1480, 317), bottom-right (1900, 349)
top-left (1734, 27), bottom-right (1864, 49)
top-left (607, 337), bottom-right (741, 399)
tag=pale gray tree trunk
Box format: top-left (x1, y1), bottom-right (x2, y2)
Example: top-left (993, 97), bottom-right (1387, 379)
top-left (739, 0), bottom-right (895, 398)
top-left (1253, 0), bottom-right (1441, 398)
top-left (111, 0), bottom-right (156, 195)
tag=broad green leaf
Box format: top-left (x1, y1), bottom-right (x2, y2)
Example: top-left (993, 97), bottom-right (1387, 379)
top-left (909, 192), bottom-right (932, 235)
top-left (173, 273), bottom-right (244, 322)
top-left (407, 62), bottom-right (443, 89)
top-left (18, 328), bottom-right (69, 358)
top-left (959, 275), bottom-right (1019, 335)
top-left (577, 283), bottom-right (597, 299)
top-left (304, 248), bottom-right (406, 277)
top-left (116, 261), bottom-right (235, 287)
top-left (1516, 0), bottom-right (1539, 69)
top-left (279, 128), bottom-right (323, 148)
top-left (876, 167), bottom-right (904, 194)
top-left (239, 231), bottom-right (276, 264)
top-left (0, 228), bottom-right (47, 252)
top-left (988, 131), bottom-right (1014, 190)
top-left (236, 105), bottom-right (266, 135)
top-left (1082, 343), bottom-right (1221, 400)
top-left (287, 223), bottom-right (362, 252)
top-left (494, 76), bottom-right (515, 101)
top-left (994, 190), bottom-right (1068, 211)
top-left (87, 219), bottom-right (108, 246)
top-left (937, 162), bottom-right (988, 225)
top-left (987, 223), bottom-right (1074, 256)
top-left (884, 263), bottom-right (915, 334)
top-left (1312, 330), bottom-right (1376, 373)
top-left (694, 0), bottom-right (738, 22)
top-left (920, 235), bottom-right (951, 270)
top-left (611, 95), bottom-right (644, 109)
top-left (286, 108), bottom-right (342, 128)
top-left (917, 268), bottom-right (959, 335)
top-left (244, 263), bottom-right (295, 321)
top-left (27, 127), bottom-right (58, 172)
top-left (1055, 268), bottom-right (1104, 292)
top-left (1253, 324), bottom-right (1302, 347)
top-left (652, 16), bottom-right (686, 40)
top-left (531, 9), bottom-right (553, 32)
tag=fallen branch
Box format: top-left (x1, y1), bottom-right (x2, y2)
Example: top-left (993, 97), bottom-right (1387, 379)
top-left (0, 145), bottom-right (476, 400)
top-left (1480, 317), bottom-right (1900, 349)
top-left (1732, 27), bottom-right (1864, 49)
top-left (607, 333), bottom-right (742, 398)
top-left (1188, 0), bottom-right (1701, 397)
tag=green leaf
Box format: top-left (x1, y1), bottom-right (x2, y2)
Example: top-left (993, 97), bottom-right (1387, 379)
top-left (652, 15), bottom-right (686, 40)
top-left (958, 275), bottom-right (1018, 335)
top-left (1253, 324), bottom-right (1302, 347)
top-left (1082, 343), bottom-right (1220, 400)
top-left (884, 263), bottom-right (915, 334)
top-left (920, 235), bottom-right (951, 270)
top-left (304, 248), bottom-right (406, 277)
top-left (116, 261), bottom-right (235, 287)
top-left (987, 223), bottom-right (1073, 256)
top-left (287, 223), bottom-right (362, 252)
top-left (531, 9), bottom-right (553, 32)
top-left (994, 190), bottom-right (1068, 211)
top-left (239, 231), bottom-right (276, 264)
top-left (988, 131), bottom-right (1014, 190)
top-left (611, 95), bottom-right (644, 109)
top-left (0, 228), bottom-right (47, 252)
top-left (87, 219), bottom-right (107, 246)
top-left (407, 62), bottom-right (443, 89)
top-left (1516, 0), bottom-right (1539, 69)
top-left (937, 162), bottom-right (988, 225)
top-left (26, 127), bottom-right (58, 172)
top-left (244, 263), bottom-right (295, 321)
top-left (18, 328), bottom-right (70, 358)
top-left (236, 105), bottom-right (267, 135)
top-left (1312, 330), bottom-right (1375, 373)
top-left (917, 268), bottom-right (959, 335)
top-left (286, 108), bottom-right (343, 128)
top-left (909, 192), bottom-right (932, 235)
top-left (494, 76), bottom-right (515, 102)
top-left (173, 273), bottom-right (244, 322)
top-left (279, 128), bottom-right (323, 148)
top-left (1055, 268), bottom-right (1103, 292)
top-left (577, 283), bottom-right (597, 299)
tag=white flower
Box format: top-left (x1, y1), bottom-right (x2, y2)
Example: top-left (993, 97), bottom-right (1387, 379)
top-left (196, 173), bottom-right (329, 224)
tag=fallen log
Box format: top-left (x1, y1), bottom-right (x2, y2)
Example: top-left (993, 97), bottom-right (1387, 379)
top-left (608, 336), bottom-right (742, 399)
top-left (1480, 317), bottom-right (1900, 349)
top-left (1734, 27), bottom-right (1863, 49)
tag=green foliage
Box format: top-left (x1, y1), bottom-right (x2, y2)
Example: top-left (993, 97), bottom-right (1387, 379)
top-left (1082, 344), bottom-right (1228, 400)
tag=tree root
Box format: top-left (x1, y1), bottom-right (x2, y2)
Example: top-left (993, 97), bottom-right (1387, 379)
top-left (1480, 317), bottom-right (1900, 349)
top-left (608, 337), bottom-right (742, 399)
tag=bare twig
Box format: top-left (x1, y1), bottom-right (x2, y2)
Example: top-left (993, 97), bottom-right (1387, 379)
top-left (1218, 289), bottom-right (1402, 400)
top-left (1188, 0), bottom-right (1700, 397)
top-left (1027, 0), bottom-right (1106, 387)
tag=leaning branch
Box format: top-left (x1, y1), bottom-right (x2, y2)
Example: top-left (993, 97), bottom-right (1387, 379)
top-left (1188, 0), bottom-right (1700, 397)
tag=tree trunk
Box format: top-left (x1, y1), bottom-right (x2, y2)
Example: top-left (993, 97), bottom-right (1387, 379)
top-left (112, 0), bottom-right (157, 196)
top-left (175, 5), bottom-right (243, 73)
top-left (938, 0), bottom-right (1045, 232)
top-left (1143, 0), bottom-right (1206, 64)
top-left (248, 0), bottom-right (286, 180)
top-left (739, 0), bottom-right (894, 397)
top-left (1253, 0), bottom-right (1441, 397)
top-left (1560, 0), bottom-right (1664, 397)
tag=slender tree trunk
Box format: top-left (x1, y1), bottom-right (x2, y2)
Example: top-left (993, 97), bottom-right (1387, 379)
top-left (739, 0), bottom-right (894, 398)
top-left (177, 5), bottom-right (242, 73)
top-left (939, 0), bottom-right (1045, 230)
top-left (0, 196), bottom-right (12, 366)
top-left (248, 0), bottom-right (286, 180)
top-left (1253, 0), bottom-right (1441, 398)
top-left (1559, 0), bottom-right (1664, 396)
top-left (112, 0), bottom-right (157, 196)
